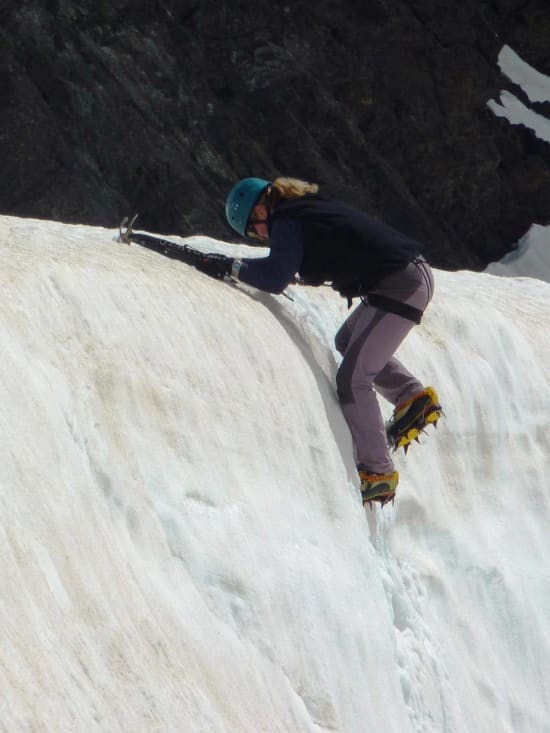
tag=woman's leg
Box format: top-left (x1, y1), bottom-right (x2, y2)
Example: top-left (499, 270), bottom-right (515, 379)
top-left (373, 357), bottom-right (424, 406)
top-left (336, 306), bottom-right (417, 473)
top-left (335, 259), bottom-right (434, 474)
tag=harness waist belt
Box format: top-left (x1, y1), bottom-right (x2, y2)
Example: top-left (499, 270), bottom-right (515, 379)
top-left (367, 293), bottom-right (423, 324)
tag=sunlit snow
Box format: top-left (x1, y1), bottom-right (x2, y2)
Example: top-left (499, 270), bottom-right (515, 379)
top-left (1, 213), bottom-right (549, 732)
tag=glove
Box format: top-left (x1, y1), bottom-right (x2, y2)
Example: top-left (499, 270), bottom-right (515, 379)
top-left (195, 253), bottom-right (233, 280)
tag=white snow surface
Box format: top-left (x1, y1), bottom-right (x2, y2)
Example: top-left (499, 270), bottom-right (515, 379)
top-left (497, 45), bottom-right (550, 104)
top-left (488, 45), bottom-right (550, 144)
top-left (486, 223), bottom-right (550, 282)
top-left (486, 46), bottom-right (550, 284)
top-left (1, 215), bottom-right (550, 733)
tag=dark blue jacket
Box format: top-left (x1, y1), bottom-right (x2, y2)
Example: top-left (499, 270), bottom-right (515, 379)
top-left (238, 195), bottom-right (423, 296)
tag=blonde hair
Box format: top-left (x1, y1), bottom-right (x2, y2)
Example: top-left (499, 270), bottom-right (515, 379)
top-left (270, 177), bottom-right (319, 205)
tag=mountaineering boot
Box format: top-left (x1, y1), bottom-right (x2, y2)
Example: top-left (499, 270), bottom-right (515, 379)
top-left (386, 387), bottom-right (442, 453)
top-left (359, 469), bottom-right (399, 508)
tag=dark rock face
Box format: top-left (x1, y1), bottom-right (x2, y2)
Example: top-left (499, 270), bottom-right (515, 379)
top-left (1, 0), bottom-right (549, 269)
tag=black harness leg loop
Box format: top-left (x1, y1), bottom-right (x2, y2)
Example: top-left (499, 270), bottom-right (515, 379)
top-left (366, 293), bottom-right (423, 324)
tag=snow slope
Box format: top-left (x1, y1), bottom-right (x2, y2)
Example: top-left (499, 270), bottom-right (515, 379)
top-left (1, 215), bottom-right (549, 732)
top-left (486, 223), bottom-right (550, 283)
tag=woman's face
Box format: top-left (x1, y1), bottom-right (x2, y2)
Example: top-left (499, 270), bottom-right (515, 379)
top-left (247, 203), bottom-right (270, 241)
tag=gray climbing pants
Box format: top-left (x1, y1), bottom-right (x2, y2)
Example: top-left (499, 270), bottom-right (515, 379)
top-left (335, 257), bottom-right (434, 475)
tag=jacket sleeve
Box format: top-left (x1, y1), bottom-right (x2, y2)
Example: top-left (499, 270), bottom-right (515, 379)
top-left (237, 218), bottom-right (304, 294)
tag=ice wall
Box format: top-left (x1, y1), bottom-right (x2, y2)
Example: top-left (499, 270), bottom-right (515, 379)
top-left (1, 216), bottom-right (549, 732)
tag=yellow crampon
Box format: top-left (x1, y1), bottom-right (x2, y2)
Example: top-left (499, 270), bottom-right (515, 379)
top-left (359, 469), bottom-right (399, 508)
top-left (393, 408), bottom-right (442, 453)
top-left (387, 387), bottom-right (443, 453)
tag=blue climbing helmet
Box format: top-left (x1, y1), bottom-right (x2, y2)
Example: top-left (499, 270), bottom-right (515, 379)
top-left (225, 177), bottom-right (271, 237)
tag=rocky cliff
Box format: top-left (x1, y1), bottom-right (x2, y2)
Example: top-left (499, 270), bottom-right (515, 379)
top-left (1, 0), bottom-right (549, 269)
